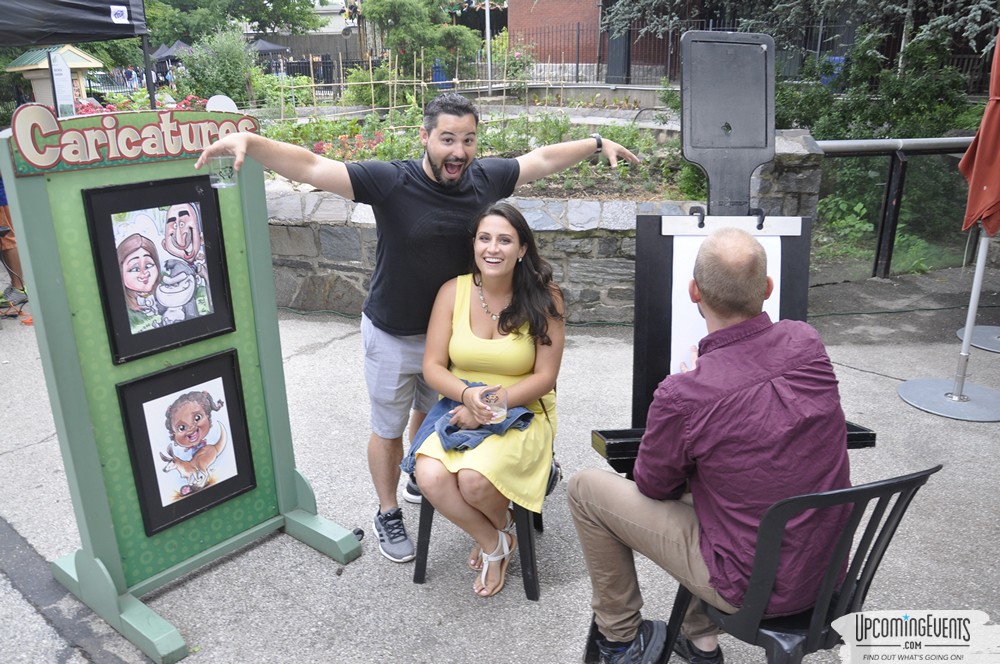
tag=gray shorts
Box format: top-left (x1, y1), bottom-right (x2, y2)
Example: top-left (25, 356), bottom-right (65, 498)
top-left (361, 313), bottom-right (438, 439)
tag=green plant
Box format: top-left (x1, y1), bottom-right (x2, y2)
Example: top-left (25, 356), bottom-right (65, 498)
top-left (250, 68), bottom-right (312, 115)
top-left (813, 195), bottom-right (874, 261)
top-left (490, 28), bottom-right (534, 88)
top-left (479, 114), bottom-right (535, 156)
top-left (891, 227), bottom-right (933, 274)
top-left (676, 163), bottom-right (707, 200)
top-left (341, 60), bottom-right (397, 109)
top-left (657, 82), bottom-right (680, 112)
top-left (181, 27), bottom-right (255, 106)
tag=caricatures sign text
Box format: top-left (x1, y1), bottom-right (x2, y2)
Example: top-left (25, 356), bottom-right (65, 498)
top-left (8, 104), bottom-right (258, 176)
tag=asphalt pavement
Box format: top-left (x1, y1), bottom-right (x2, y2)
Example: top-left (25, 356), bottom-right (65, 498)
top-left (1, 264), bottom-right (999, 663)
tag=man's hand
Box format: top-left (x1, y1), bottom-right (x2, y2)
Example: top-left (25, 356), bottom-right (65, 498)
top-left (679, 345), bottom-right (699, 373)
top-left (194, 133), bottom-right (250, 172)
top-left (600, 137), bottom-right (640, 168)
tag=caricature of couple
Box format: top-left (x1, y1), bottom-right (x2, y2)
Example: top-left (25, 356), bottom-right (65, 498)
top-left (115, 202), bottom-right (212, 334)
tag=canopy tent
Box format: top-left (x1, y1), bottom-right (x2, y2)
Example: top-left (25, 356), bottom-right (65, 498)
top-left (250, 39), bottom-right (291, 56)
top-left (150, 43), bottom-right (171, 61)
top-left (0, 0), bottom-right (146, 46)
top-left (155, 40), bottom-right (193, 62)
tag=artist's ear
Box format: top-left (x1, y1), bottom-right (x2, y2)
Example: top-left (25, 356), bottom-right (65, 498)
top-left (764, 276), bottom-right (774, 300)
top-left (419, 126), bottom-right (429, 147)
top-left (689, 279), bottom-right (701, 304)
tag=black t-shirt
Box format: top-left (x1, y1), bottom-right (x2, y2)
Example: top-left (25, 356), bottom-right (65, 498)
top-left (347, 157), bottom-right (520, 336)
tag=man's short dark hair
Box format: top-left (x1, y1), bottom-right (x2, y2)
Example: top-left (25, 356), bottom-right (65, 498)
top-left (423, 92), bottom-right (479, 133)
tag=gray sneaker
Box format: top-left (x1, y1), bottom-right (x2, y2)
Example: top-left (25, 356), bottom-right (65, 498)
top-left (2, 286), bottom-right (27, 306)
top-left (402, 474), bottom-right (422, 504)
top-left (373, 507), bottom-right (415, 562)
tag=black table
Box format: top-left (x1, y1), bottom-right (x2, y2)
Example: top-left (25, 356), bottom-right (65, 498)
top-left (592, 421), bottom-right (876, 477)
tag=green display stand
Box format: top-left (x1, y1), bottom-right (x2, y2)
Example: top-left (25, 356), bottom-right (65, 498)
top-left (0, 106), bottom-right (360, 663)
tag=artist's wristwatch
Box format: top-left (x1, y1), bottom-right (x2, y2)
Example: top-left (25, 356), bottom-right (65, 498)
top-left (590, 133), bottom-right (603, 154)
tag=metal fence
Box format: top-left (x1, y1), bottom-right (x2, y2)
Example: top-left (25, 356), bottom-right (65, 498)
top-left (511, 21), bottom-right (991, 93)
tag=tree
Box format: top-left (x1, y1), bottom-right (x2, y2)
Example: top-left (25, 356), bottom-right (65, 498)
top-left (600, 0), bottom-right (998, 55)
top-left (146, 0), bottom-right (328, 46)
top-left (81, 39), bottom-right (145, 69)
top-left (231, 0), bottom-right (330, 35)
top-left (361, 0), bottom-right (481, 78)
top-left (146, 0), bottom-right (231, 46)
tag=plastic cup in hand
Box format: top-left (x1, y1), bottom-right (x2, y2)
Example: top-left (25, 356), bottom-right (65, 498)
top-left (481, 390), bottom-right (507, 424)
top-left (208, 155), bottom-right (237, 189)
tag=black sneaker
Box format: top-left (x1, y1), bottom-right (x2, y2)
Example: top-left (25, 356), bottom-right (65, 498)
top-left (596, 619), bottom-right (667, 664)
top-left (672, 634), bottom-right (724, 664)
top-left (372, 507), bottom-right (415, 562)
top-left (402, 474), bottom-right (422, 504)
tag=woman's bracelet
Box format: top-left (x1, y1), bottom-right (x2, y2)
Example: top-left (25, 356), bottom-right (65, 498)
top-left (460, 385), bottom-right (471, 406)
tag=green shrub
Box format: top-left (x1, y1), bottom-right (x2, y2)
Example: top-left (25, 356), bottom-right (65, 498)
top-left (490, 28), bottom-right (534, 95)
top-left (250, 69), bottom-right (313, 115)
top-left (181, 28), bottom-right (255, 106)
top-left (676, 164), bottom-right (707, 200)
top-left (341, 60), bottom-right (398, 109)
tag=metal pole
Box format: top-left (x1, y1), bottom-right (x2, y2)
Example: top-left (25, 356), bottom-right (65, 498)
top-left (950, 232), bottom-right (991, 398)
top-left (142, 34), bottom-right (157, 108)
top-left (815, 18), bottom-right (824, 63)
top-left (576, 23), bottom-right (581, 83)
top-left (484, 2), bottom-right (492, 92)
top-left (897, 222), bottom-right (1000, 421)
top-left (873, 151), bottom-right (907, 278)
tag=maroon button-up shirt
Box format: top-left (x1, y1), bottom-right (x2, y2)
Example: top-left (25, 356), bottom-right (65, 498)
top-left (634, 312), bottom-right (851, 615)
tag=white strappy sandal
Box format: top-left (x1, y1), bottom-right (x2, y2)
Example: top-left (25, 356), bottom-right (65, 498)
top-left (468, 507), bottom-right (515, 571)
top-left (474, 529), bottom-right (516, 597)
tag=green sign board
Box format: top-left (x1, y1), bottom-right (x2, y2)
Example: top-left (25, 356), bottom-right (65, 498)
top-left (0, 107), bottom-right (361, 664)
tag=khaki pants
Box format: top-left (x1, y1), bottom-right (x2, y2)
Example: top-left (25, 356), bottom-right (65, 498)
top-left (567, 468), bottom-right (738, 643)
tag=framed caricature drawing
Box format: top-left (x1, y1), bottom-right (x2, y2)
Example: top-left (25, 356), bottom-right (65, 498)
top-left (84, 176), bottom-right (235, 363)
top-left (117, 349), bottom-right (255, 536)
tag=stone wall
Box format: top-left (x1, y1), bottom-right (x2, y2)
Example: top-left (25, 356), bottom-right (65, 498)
top-left (267, 130), bottom-right (825, 323)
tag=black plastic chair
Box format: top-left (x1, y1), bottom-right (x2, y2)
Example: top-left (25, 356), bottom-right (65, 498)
top-left (413, 457), bottom-right (561, 601)
top-left (582, 464), bottom-right (942, 663)
top-left (660, 464), bottom-right (943, 664)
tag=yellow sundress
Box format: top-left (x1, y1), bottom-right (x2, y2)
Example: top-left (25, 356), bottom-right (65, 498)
top-left (415, 273), bottom-right (556, 512)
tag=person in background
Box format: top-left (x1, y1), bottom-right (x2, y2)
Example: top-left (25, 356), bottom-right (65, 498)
top-left (195, 92), bottom-right (637, 565)
top-left (406, 203), bottom-right (563, 597)
top-left (0, 175), bottom-right (28, 316)
top-left (569, 227), bottom-right (851, 664)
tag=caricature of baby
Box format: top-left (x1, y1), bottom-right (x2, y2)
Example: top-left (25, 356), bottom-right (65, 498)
top-left (161, 391), bottom-right (227, 489)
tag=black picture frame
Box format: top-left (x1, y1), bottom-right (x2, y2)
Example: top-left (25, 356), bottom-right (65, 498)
top-left (84, 176), bottom-right (235, 364)
top-left (117, 349), bottom-right (255, 536)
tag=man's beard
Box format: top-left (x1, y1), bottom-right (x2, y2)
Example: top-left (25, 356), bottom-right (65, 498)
top-left (427, 152), bottom-right (468, 188)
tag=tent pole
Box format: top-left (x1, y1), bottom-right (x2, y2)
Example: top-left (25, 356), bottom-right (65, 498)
top-left (142, 34), bottom-right (157, 107)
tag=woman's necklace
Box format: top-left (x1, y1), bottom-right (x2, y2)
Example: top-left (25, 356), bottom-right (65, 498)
top-left (477, 282), bottom-right (508, 322)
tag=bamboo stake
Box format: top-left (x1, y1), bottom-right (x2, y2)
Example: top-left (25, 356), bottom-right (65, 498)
top-left (279, 60), bottom-right (285, 121)
top-left (308, 54), bottom-right (317, 110)
top-left (368, 54), bottom-right (375, 110)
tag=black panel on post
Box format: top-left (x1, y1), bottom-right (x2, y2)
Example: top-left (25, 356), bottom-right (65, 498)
top-left (631, 215), bottom-right (674, 428)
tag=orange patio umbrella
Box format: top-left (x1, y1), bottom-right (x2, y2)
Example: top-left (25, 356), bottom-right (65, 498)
top-left (897, 31), bottom-right (1000, 421)
top-left (959, 29), bottom-right (1000, 236)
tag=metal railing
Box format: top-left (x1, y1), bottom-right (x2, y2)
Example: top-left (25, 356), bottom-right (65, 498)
top-left (816, 136), bottom-right (974, 278)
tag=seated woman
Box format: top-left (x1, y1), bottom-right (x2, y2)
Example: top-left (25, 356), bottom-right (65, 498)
top-left (413, 202), bottom-right (565, 598)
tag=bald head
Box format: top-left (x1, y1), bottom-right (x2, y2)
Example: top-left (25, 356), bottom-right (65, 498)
top-left (693, 227), bottom-right (769, 319)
